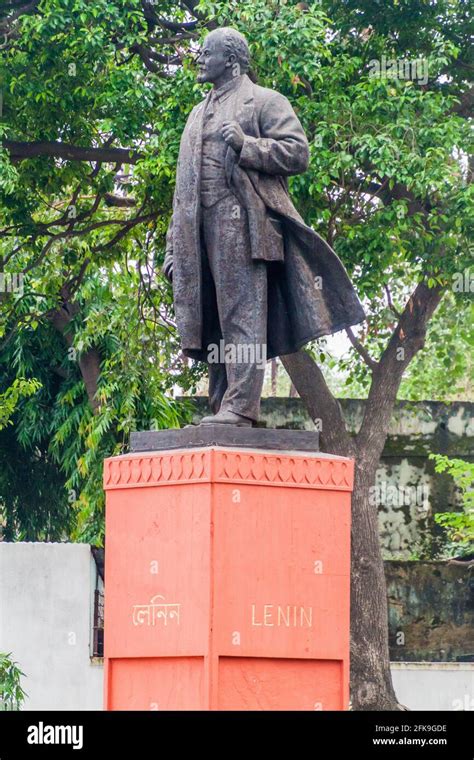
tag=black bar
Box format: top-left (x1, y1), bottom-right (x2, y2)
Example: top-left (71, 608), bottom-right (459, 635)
top-left (0, 710), bottom-right (471, 757)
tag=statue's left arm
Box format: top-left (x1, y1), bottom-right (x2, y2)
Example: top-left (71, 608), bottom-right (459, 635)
top-left (238, 92), bottom-right (309, 176)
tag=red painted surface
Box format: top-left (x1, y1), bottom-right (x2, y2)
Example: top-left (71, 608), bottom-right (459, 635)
top-left (103, 447), bottom-right (353, 710)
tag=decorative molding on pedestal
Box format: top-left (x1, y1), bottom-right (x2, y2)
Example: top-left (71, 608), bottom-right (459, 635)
top-left (103, 449), bottom-right (354, 491)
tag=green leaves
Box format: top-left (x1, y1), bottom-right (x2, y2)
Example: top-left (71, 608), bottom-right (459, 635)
top-left (0, 378), bottom-right (42, 431)
top-left (429, 454), bottom-right (474, 558)
top-left (0, 653), bottom-right (27, 711)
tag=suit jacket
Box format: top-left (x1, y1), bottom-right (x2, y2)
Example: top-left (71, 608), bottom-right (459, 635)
top-left (165, 74), bottom-right (365, 360)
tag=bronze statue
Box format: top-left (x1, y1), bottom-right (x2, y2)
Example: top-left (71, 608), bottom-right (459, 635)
top-left (163, 27), bottom-right (364, 426)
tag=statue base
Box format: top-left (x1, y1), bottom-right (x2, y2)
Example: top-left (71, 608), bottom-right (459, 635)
top-left (103, 430), bottom-right (352, 710)
top-left (130, 425), bottom-right (319, 453)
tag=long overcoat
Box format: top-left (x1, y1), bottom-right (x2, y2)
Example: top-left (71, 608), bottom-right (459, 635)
top-left (165, 74), bottom-right (365, 361)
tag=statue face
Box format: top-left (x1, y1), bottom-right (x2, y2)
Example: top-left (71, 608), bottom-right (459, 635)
top-left (196, 34), bottom-right (232, 84)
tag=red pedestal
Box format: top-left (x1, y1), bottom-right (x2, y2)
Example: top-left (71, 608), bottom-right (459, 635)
top-left (103, 446), bottom-right (353, 710)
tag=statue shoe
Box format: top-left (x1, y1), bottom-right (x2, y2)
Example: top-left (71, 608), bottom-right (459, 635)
top-left (200, 410), bottom-right (253, 426)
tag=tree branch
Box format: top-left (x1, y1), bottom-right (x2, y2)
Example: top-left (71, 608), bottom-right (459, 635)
top-left (384, 284), bottom-right (402, 319)
top-left (280, 351), bottom-right (354, 456)
top-left (156, 17), bottom-right (198, 32)
top-left (3, 140), bottom-right (142, 165)
top-left (0, 0), bottom-right (38, 32)
top-left (357, 280), bottom-right (443, 462)
top-left (345, 326), bottom-right (378, 370)
top-left (104, 193), bottom-right (137, 208)
top-left (48, 294), bottom-right (101, 413)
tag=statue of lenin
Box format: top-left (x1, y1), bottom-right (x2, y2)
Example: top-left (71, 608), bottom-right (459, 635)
top-left (163, 27), bottom-right (364, 426)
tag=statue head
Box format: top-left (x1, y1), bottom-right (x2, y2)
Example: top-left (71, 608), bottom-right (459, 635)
top-left (196, 27), bottom-right (250, 86)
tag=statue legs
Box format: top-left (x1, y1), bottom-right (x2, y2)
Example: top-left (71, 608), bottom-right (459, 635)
top-left (200, 193), bottom-right (267, 422)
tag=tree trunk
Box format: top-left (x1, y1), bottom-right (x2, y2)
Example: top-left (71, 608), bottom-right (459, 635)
top-left (350, 456), bottom-right (401, 709)
top-left (49, 301), bottom-right (101, 412)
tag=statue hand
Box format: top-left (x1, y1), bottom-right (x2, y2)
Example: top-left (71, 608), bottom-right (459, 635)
top-left (221, 121), bottom-right (245, 152)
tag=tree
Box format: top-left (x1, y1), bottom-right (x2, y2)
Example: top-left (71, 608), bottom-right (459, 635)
top-left (0, 264), bottom-right (197, 541)
top-left (0, 0), bottom-right (202, 540)
top-left (0, 0), bottom-right (472, 708)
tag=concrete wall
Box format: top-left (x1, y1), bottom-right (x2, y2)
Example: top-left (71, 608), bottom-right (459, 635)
top-left (386, 561), bottom-right (474, 663)
top-left (0, 542), bottom-right (103, 710)
top-left (189, 398), bottom-right (474, 559)
top-left (392, 663), bottom-right (474, 711)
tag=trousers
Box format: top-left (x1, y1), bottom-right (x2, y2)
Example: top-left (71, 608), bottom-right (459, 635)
top-left (200, 192), bottom-right (268, 421)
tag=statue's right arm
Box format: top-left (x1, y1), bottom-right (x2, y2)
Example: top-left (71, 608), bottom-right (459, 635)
top-left (238, 91), bottom-right (309, 176)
